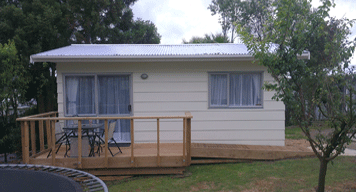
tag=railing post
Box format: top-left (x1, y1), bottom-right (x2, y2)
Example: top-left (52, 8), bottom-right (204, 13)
top-left (51, 120), bottom-right (56, 166)
top-left (183, 118), bottom-right (186, 166)
top-left (104, 119), bottom-right (108, 168)
top-left (157, 118), bottom-right (160, 167)
top-left (30, 121), bottom-right (36, 156)
top-left (46, 120), bottom-right (51, 149)
top-left (187, 117), bottom-right (191, 165)
top-left (78, 120), bottom-right (82, 169)
top-left (23, 121), bottom-right (30, 164)
top-left (39, 120), bottom-right (44, 151)
top-left (130, 119), bottom-right (134, 167)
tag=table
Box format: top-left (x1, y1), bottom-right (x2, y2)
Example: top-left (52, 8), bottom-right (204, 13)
top-left (63, 123), bottom-right (104, 157)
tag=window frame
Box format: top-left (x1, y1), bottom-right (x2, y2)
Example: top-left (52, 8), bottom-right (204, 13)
top-left (63, 73), bottom-right (133, 117)
top-left (208, 71), bottom-right (264, 109)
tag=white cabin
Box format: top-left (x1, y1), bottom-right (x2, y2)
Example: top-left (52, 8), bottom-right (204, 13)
top-left (30, 44), bottom-right (309, 146)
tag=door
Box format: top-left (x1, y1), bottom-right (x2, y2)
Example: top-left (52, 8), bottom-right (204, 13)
top-left (98, 75), bottom-right (131, 143)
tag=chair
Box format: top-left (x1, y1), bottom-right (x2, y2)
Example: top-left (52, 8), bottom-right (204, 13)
top-left (95, 121), bottom-right (122, 157)
top-left (47, 122), bottom-right (70, 158)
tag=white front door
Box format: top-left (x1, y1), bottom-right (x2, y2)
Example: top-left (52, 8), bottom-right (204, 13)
top-left (98, 75), bottom-right (131, 143)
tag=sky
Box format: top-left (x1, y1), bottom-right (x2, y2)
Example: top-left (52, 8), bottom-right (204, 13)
top-left (132, 0), bottom-right (356, 64)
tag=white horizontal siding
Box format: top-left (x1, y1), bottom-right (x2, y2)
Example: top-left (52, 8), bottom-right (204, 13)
top-left (56, 60), bottom-right (285, 146)
top-left (133, 120), bottom-right (284, 132)
top-left (134, 92), bottom-right (207, 102)
top-left (133, 82), bottom-right (207, 93)
top-left (192, 130), bottom-right (284, 141)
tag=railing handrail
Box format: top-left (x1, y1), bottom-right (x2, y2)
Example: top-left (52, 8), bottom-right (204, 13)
top-left (17, 111), bottom-right (57, 119)
top-left (17, 115), bottom-right (193, 121)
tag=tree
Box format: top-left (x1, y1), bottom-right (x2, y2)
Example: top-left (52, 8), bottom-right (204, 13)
top-left (237, 0), bottom-right (356, 191)
top-left (106, 18), bottom-right (161, 44)
top-left (0, 40), bottom-right (29, 161)
top-left (0, 0), bottom-right (161, 113)
top-left (182, 33), bottom-right (229, 44)
top-left (208, 0), bottom-right (274, 42)
top-left (65, 0), bottom-right (161, 44)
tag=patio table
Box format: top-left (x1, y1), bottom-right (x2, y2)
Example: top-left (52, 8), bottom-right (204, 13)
top-left (63, 123), bottom-right (104, 157)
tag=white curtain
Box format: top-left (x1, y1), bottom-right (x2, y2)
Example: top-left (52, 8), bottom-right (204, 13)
top-left (98, 75), bottom-right (130, 142)
top-left (66, 77), bottom-right (79, 115)
top-left (230, 73), bottom-right (261, 106)
top-left (65, 76), bottom-right (95, 115)
top-left (210, 74), bottom-right (228, 106)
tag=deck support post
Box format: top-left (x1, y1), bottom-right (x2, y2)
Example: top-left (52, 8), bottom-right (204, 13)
top-left (78, 120), bottom-right (82, 168)
top-left (22, 121), bottom-right (30, 164)
top-left (157, 118), bottom-right (160, 167)
top-left (51, 120), bottom-right (56, 166)
top-left (130, 119), bottom-right (134, 167)
top-left (39, 120), bottom-right (44, 151)
top-left (104, 120), bottom-right (108, 168)
top-left (30, 121), bottom-right (36, 156)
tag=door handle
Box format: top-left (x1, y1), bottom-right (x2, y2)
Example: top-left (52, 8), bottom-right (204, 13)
top-left (128, 105), bottom-right (131, 112)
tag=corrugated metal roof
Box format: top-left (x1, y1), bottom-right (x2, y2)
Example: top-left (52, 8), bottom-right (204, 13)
top-left (30, 43), bottom-right (310, 63)
top-left (33, 43), bottom-right (250, 57)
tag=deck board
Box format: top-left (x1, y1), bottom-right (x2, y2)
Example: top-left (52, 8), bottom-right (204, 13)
top-left (191, 141), bottom-right (315, 160)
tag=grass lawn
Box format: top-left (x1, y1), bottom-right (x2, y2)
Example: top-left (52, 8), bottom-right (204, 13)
top-left (285, 121), bottom-right (330, 140)
top-left (107, 122), bottom-right (356, 191)
top-left (106, 156), bottom-right (356, 191)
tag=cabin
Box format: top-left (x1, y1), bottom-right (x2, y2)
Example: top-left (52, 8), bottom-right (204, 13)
top-left (18, 44), bottom-right (311, 174)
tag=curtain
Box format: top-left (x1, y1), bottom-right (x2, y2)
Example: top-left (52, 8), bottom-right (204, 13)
top-left (230, 73), bottom-right (261, 106)
top-left (66, 77), bottom-right (79, 115)
top-left (210, 74), bottom-right (228, 106)
top-left (98, 75), bottom-right (130, 142)
top-left (65, 76), bottom-right (95, 115)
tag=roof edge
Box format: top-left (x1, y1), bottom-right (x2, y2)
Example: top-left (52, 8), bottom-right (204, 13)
top-left (30, 54), bottom-right (255, 63)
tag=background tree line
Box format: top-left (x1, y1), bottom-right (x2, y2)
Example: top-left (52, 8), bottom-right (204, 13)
top-left (0, 0), bottom-right (161, 161)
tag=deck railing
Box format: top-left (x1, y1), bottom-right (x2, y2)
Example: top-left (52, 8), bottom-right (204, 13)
top-left (16, 112), bottom-right (192, 169)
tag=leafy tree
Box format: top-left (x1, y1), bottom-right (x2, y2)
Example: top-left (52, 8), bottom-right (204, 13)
top-left (182, 33), bottom-right (229, 44)
top-left (237, 0), bottom-right (356, 191)
top-left (65, 0), bottom-right (161, 44)
top-left (208, 0), bottom-right (274, 42)
top-left (0, 0), bottom-right (161, 113)
top-left (0, 40), bottom-right (29, 161)
top-left (106, 18), bottom-right (161, 44)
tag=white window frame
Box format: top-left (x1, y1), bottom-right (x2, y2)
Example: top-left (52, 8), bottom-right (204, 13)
top-left (208, 71), bottom-right (264, 109)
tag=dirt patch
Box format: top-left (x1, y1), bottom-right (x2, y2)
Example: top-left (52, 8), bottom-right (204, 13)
top-left (241, 177), bottom-right (283, 192)
top-left (285, 139), bottom-right (311, 151)
top-left (190, 182), bottom-right (217, 192)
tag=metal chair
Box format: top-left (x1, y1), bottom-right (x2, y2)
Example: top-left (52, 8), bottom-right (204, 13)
top-left (95, 121), bottom-right (122, 157)
top-left (47, 122), bottom-right (70, 158)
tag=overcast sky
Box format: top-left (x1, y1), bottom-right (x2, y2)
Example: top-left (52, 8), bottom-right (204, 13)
top-left (132, 0), bottom-right (356, 64)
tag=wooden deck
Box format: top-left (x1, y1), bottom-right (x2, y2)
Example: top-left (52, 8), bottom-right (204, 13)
top-left (17, 111), bottom-right (315, 176)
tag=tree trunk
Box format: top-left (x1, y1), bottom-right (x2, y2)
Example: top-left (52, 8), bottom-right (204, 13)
top-left (317, 159), bottom-right (328, 192)
top-left (4, 152), bottom-right (7, 163)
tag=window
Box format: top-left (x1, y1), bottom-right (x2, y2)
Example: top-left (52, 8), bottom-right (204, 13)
top-left (65, 76), bottom-right (95, 115)
top-left (209, 72), bottom-right (262, 108)
top-left (64, 74), bottom-right (132, 142)
top-left (64, 74), bottom-right (131, 116)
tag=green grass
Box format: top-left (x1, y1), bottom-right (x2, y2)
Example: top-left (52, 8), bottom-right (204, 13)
top-left (285, 126), bottom-right (307, 139)
top-left (285, 121), bottom-right (331, 140)
top-left (106, 156), bottom-right (356, 192)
